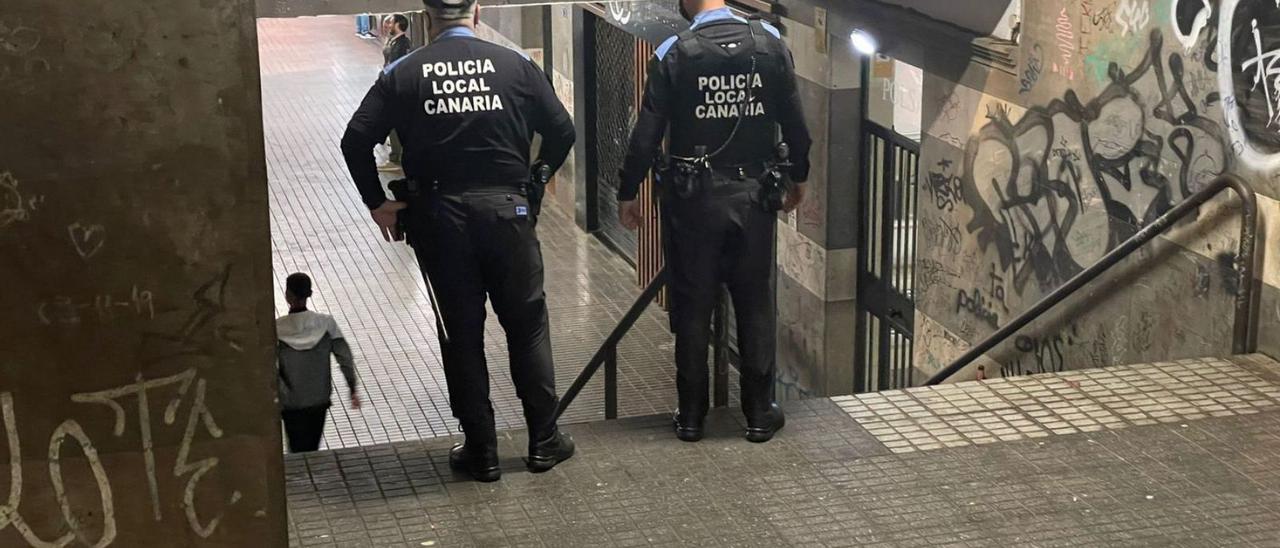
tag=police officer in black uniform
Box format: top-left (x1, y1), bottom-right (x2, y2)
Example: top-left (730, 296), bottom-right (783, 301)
top-left (341, 0), bottom-right (576, 482)
top-left (618, 0), bottom-right (811, 443)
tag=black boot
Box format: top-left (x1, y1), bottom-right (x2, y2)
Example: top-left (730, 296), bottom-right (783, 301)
top-left (673, 410), bottom-right (704, 442)
top-left (745, 403), bottom-right (785, 443)
top-left (527, 431), bottom-right (575, 473)
top-left (449, 442), bottom-right (501, 482)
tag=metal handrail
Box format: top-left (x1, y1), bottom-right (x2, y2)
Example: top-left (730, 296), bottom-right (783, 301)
top-left (554, 265), bottom-right (733, 420)
top-left (925, 174), bottom-right (1259, 386)
top-left (555, 267), bottom-right (669, 420)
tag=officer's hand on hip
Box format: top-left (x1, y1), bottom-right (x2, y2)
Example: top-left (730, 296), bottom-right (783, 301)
top-left (619, 200), bottom-right (643, 230)
top-left (371, 200), bottom-right (408, 242)
top-left (783, 183), bottom-right (807, 213)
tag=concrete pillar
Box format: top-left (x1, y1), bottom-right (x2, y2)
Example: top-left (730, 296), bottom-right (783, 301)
top-left (548, 4), bottom-right (579, 214)
top-left (775, 14), bottom-right (863, 399)
top-left (0, 0), bottom-right (284, 545)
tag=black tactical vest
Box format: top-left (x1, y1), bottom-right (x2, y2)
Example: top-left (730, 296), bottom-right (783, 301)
top-left (668, 19), bottom-right (780, 168)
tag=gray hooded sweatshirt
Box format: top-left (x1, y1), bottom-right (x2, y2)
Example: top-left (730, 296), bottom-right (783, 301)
top-left (276, 310), bottom-right (357, 410)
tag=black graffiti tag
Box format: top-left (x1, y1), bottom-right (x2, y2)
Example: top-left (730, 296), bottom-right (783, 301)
top-left (962, 30), bottom-right (1229, 297)
top-left (925, 159), bottom-right (965, 212)
top-left (956, 288), bottom-right (1000, 329)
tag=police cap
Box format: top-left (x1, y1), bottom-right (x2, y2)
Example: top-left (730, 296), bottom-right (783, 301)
top-left (423, 0), bottom-right (477, 20)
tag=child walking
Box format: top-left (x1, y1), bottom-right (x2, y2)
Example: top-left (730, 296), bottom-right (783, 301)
top-left (276, 273), bottom-right (360, 452)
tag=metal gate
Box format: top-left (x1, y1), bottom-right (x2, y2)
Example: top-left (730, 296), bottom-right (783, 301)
top-left (855, 122), bottom-right (920, 392)
top-left (587, 12), bottom-right (665, 292)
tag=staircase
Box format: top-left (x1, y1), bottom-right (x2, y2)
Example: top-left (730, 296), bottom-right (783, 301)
top-left (285, 354), bottom-right (1280, 547)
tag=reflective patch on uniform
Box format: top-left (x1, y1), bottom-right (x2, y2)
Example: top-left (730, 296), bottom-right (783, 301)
top-left (695, 73), bottom-right (766, 119)
top-left (655, 35), bottom-right (679, 61)
top-left (424, 94), bottom-right (504, 114)
top-left (421, 58), bottom-right (504, 115)
top-left (515, 205), bottom-right (529, 217)
top-left (383, 55), bottom-right (408, 74)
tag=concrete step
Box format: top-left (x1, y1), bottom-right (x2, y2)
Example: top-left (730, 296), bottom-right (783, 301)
top-left (286, 354), bottom-right (1280, 547)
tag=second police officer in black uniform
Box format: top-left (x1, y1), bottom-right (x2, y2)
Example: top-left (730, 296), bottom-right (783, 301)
top-left (618, 0), bottom-right (812, 443)
top-left (341, 0), bottom-right (576, 482)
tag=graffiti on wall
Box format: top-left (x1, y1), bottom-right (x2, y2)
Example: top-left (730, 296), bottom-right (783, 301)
top-left (0, 367), bottom-right (242, 547)
top-left (1223, 0), bottom-right (1280, 170)
top-left (1, 266), bottom-right (249, 546)
top-left (962, 0), bottom-right (1280, 297)
top-left (0, 172), bottom-right (42, 230)
top-left (0, 21), bottom-right (51, 95)
top-left (1173, 0), bottom-right (1215, 51)
top-left (959, 29), bottom-right (1228, 300)
top-left (1116, 0), bottom-right (1154, 35)
top-left (918, 0), bottom-right (1280, 377)
top-left (1053, 7), bottom-right (1080, 81)
top-left (1000, 326), bottom-right (1079, 377)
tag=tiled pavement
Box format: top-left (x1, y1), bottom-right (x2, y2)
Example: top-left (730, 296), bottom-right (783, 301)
top-left (287, 355), bottom-right (1280, 546)
top-left (259, 17), bottom-right (702, 450)
top-left (834, 356), bottom-right (1280, 454)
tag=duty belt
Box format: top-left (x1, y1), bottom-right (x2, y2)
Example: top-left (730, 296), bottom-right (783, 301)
top-left (710, 163), bottom-right (767, 182)
top-left (411, 179), bottom-right (528, 195)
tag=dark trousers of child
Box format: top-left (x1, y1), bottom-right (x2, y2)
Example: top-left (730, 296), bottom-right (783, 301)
top-left (282, 407), bottom-right (329, 453)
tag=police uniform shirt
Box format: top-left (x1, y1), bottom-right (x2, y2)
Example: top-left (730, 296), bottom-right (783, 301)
top-left (617, 7), bottom-right (812, 201)
top-left (344, 26), bottom-right (575, 209)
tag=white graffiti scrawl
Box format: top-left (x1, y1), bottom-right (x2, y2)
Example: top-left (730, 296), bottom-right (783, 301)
top-left (1115, 0), bottom-right (1152, 35)
top-left (1171, 0), bottom-right (1214, 50)
top-left (607, 2), bottom-right (632, 24)
top-left (1217, 0), bottom-right (1280, 170)
top-left (1241, 19), bottom-right (1280, 127)
top-left (0, 368), bottom-right (242, 546)
top-left (0, 171), bottom-right (41, 229)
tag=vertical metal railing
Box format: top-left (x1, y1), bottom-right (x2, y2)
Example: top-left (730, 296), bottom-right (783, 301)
top-left (554, 267), bottom-right (733, 421)
top-left (856, 123), bottom-right (920, 393)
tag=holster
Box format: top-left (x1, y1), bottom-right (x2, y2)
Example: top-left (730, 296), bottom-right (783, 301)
top-left (387, 178), bottom-right (422, 246)
top-left (656, 156), bottom-right (713, 200)
top-left (757, 143), bottom-right (794, 212)
top-left (527, 162), bottom-right (553, 217)
top-left (757, 167), bottom-right (786, 212)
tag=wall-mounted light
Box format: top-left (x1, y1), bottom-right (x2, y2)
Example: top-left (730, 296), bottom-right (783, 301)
top-left (850, 29), bottom-right (878, 56)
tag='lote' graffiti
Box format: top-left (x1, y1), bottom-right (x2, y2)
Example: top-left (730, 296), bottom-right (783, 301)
top-left (0, 368), bottom-right (239, 547)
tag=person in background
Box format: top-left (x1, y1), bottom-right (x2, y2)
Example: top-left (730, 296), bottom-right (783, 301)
top-left (380, 13), bottom-right (413, 171)
top-left (357, 13), bottom-right (374, 38)
top-left (276, 273), bottom-right (361, 453)
top-left (383, 14), bottom-right (413, 65)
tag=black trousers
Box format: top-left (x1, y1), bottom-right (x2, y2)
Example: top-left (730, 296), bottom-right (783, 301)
top-left (663, 180), bottom-right (778, 424)
top-left (281, 407), bottom-right (328, 453)
top-left (408, 189), bottom-right (559, 454)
